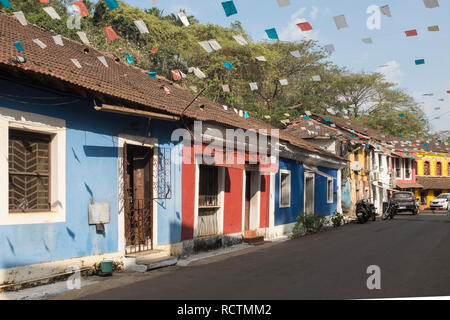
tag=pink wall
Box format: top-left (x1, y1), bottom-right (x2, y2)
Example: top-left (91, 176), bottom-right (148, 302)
top-left (260, 175), bottom-right (270, 228)
top-left (181, 145), bottom-right (196, 241)
top-left (223, 168), bottom-right (244, 234)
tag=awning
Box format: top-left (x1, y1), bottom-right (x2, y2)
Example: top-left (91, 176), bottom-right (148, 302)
top-left (304, 164), bottom-right (336, 180)
top-left (396, 182), bottom-right (423, 189)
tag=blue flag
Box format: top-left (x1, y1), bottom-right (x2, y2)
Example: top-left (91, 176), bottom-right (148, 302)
top-left (265, 28), bottom-right (279, 40)
top-left (147, 72), bottom-right (157, 78)
top-left (125, 53), bottom-right (133, 65)
top-left (104, 0), bottom-right (120, 11)
top-left (221, 1), bottom-right (237, 17)
top-left (223, 62), bottom-right (233, 69)
top-left (0, 0), bottom-right (12, 9)
top-left (14, 41), bottom-right (24, 52)
top-left (415, 59), bottom-right (425, 65)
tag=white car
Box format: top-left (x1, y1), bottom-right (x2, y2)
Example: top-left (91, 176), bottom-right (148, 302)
top-left (430, 193), bottom-right (450, 211)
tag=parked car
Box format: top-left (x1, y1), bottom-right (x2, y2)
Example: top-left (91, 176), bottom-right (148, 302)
top-left (430, 193), bottom-right (450, 211)
top-left (390, 192), bottom-right (419, 215)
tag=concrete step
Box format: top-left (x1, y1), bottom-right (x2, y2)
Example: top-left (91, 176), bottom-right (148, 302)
top-left (243, 235), bottom-right (265, 245)
top-left (138, 256), bottom-right (178, 271)
top-left (124, 250), bottom-right (177, 273)
top-left (125, 249), bottom-right (167, 260)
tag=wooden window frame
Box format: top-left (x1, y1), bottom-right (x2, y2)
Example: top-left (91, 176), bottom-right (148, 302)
top-left (8, 129), bottom-right (52, 213)
top-left (0, 107), bottom-right (66, 226)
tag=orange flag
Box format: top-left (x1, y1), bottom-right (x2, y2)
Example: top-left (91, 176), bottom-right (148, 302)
top-left (72, 1), bottom-right (90, 17)
top-left (104, 26), bottom-right (118, 41)
top-left (171, 70), bottom-right (182, 81)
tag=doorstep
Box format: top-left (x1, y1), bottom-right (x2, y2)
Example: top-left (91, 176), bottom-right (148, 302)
top-left (243, 230), bottom-right (265, 245)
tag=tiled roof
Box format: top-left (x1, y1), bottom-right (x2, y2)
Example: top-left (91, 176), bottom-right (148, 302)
top-left (0, 12), bottom-right (342, 160)
top-left (284, 116), bottom-right (347, 140)
top-left (310, 113), bottom-right (450, 154)
top-left (396, 182), bottom-right (424, 189)
top-left (416, 176), bottom-right (450, 190)
top-left (311, 113), bottom-right (392, 142)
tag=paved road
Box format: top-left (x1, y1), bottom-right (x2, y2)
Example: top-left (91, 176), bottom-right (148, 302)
top-left (66, 213), bottom-right (450, 299)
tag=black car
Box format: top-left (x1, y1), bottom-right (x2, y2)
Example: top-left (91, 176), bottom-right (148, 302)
top-left (390, 192), bottom-right (419, 215)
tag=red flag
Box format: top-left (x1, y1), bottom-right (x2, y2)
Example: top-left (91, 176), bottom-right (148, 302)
top-left (297, 22), bottom-right (312, 31)
top-left (447, 90), bottom-right (450, 94)
top-left (104, 26), bottom-right (118, 41)
top-left (72, 1), bottom-right (90, 17)
top-left (149, 48), bottom-right (158, 54)
top-left (171, 70), bottom-right (182, 81)
top-left (40, 0), bottom-right (49, 3)
top-left (163, 86), bottom-right (171, 94)
top-left (405, 29), bottom-right (418, 37)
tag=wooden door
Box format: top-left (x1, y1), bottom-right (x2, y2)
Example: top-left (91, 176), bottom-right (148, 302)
top-left (124, 144), bottom-right (153, 254)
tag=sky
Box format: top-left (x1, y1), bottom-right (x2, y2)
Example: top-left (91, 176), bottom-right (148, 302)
top-left (124, 0), bottom-right (449, 133)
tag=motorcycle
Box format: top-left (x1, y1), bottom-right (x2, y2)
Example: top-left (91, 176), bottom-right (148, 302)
top-left (356, 199), bottom-right (377, 224)
top-left (382, 201), bottom-right (398, 220)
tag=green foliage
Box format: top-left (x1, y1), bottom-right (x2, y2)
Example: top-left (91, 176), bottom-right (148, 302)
top-left (290, 214), bottom-right (326, 239)
top-left (2, 0), bottom-right (432, 139)
top-left (330, 211), bottom-right (345, 228)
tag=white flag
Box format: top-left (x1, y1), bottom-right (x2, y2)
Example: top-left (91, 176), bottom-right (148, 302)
top-left (13, 11), bottom-right (28, 26)
top-left (193, 67), bottom-right (206, 79)
top-left (233, 34), bottom-right (248, 45)
top-left (76, 32), bottom-right (90, 45)
top-left (279, 79), bottom-right (289, 86)
top-left (178, 11), bottom-right (190, 26)
top-left (43, 7), bottom-right (61, 20)
top-left (97, 56), bottom-right (108, 67)
top-left (198, 41), bottom-right (213, 53)
top-left (256, 56), bottom-right (267, 62)
top-left (249, 82), bottom-right (258, 91)
top-left (134, 20), bottom-right (149, 34)
top-left (290, 50), bottom-right (301, 58)
top-left (277, 0), bottom-right (291, 7)
top-left (33, 39), bottom-right (47, 49)
top-left (208, 39), bottom-right (222, 51)
top-left (71, 59), bottom-right (82, 69)
top-left (52, 35), bottom-right (64, 46)
top-left (333, 14), bottom-right (348, 29)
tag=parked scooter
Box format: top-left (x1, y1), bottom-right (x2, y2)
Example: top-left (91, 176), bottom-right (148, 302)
top-left (382, 201), bottom-right (398, 220)
top-left (355, 200), bottom-right (377, 224)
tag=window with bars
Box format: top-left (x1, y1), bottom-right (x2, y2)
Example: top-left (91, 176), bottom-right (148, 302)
top-left (8, 130), bottom-right (51, 212)
top-left (197, 165), bottom-right (219, 237)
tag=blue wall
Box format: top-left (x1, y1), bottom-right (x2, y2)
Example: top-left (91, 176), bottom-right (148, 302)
top-left (0, 79), bottom-right (182, 270)
top-left (314, 167), bottom-right (338, 216)
top-left (275, 158), bottom-right (304, 226)
top-left (275, 158), bottom-right (338, 226)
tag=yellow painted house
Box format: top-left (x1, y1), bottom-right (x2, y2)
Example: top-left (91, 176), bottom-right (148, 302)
top-left (414, 152), bottom-right (450, 208)
top-left (348, 146), bottom-right (372, 206)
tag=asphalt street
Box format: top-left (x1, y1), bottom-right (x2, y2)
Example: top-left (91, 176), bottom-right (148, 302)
top-left (55, 212), bottom-right (450, 300)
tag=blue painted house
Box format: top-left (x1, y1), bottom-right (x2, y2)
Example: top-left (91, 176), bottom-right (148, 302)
top-left (270, 140), bottom-right (345, 237)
